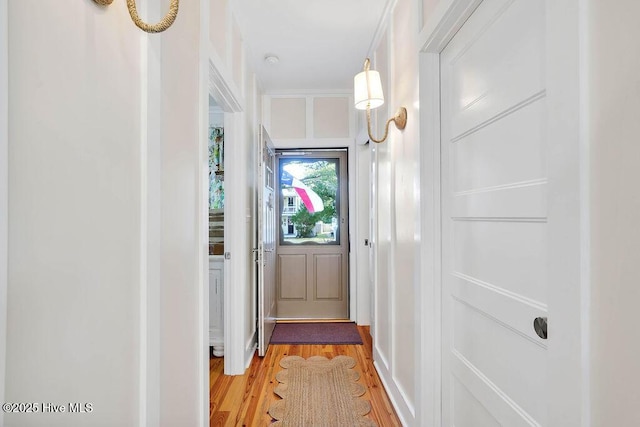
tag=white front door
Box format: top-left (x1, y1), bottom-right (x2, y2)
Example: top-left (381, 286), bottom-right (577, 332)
top-left (257, 126), bottom-right (277, 356)
top-left (441, 0), bottom-right (549, 425)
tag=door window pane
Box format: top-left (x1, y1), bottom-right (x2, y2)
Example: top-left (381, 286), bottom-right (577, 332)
top-left (279, 158), bottom-right (339, 245)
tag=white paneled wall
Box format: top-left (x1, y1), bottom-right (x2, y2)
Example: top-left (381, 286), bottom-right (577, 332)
top-left (210, 0), bottom-right (228, 61)
top-left (368, 0), bottom-right (420, 424)
top-left (270, 98), bottom-right (307, 139)
top-left (231, 19), bottom-right (244, 96)
top-left (265, 94), bottom-right (353, 142)
top-left (313, 97), bottom-right (350, 138)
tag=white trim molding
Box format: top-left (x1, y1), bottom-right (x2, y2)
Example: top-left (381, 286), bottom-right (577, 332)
top-left (417, 51), bottom-right (442, 427)
top-left (416, 3), bottom-right (481, 423)
top-left (221, 113), bottom-right (244, 376)
top-left (209, 49), bottom-right (244, 113)
top-left (208, 43), bottom-right (246, 376)
top-left (373, 350), bottom-right (411, 426)
top-left (418, 0), bottom-right (482, 53)
top-left (199, 0), bottom-right (210, 423)
top-left (545, 0), bottom-right (590, 425)
top-left (138, 3), bottom-right (164, 427)
top-left (366, 0), bottom-right (398, 58)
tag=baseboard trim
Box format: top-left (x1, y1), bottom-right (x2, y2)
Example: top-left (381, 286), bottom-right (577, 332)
top-left (373, 347), bottom-right (414, 426)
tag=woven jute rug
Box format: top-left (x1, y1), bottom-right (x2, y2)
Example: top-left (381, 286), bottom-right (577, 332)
top-left (268, 355), bottom-right (376, 426)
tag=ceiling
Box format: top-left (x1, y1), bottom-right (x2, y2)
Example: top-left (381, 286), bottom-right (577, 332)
top-left (232, 0), bottom-right (389, 93)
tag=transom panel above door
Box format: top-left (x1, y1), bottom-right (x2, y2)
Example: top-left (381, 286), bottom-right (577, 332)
top-left (276, 150), bottom-right (349, 319)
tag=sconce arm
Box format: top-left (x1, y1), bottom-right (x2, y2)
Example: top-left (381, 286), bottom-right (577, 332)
top-left (366, 104), bottom-right (408, 144)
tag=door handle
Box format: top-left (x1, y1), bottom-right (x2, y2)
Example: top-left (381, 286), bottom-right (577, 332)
top-left (533, 317), bottom-right (548, 339)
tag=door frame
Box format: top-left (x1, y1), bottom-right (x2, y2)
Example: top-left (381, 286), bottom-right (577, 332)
top-left (417, 0), bottom-right (589, 425)
top-left (274, 149), bottom-right (350, 320)
top-left (273, 139), bottom-right (360, 323)
top-left (207, 58), bottom-right (246, 375)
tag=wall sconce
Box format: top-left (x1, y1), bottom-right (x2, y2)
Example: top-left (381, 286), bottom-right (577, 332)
top-left (353, 58), bottom-right (407, 143)
top-left (93, 0), bottom-right (179, 33)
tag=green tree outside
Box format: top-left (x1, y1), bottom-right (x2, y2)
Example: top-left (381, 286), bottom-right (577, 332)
top-left (287, 160), bottom-right (337, 238)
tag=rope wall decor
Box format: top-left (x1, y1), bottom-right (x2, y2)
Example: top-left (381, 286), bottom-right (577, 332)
top-left (126, 0), bottom-right (179, 33)
top-left (92, 0), bottom-right (179, 33)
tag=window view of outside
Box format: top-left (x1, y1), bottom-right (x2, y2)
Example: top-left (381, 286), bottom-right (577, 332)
top-left (279, 158), bottom-right (339, 245)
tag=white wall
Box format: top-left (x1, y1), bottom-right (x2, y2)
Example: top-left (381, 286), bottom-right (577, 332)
top-left (588, 1), bottom-right (640, 425)
top-left (159, 0), bottom-right (208, 423)
top-left (5, 0), bottom-right (213, 425)
top-left (367, 0), bottom-right (420, 423)
top-left (210, 0), bottom-right (228, 60)
top-left (6, 2), bottom-right (142, 426)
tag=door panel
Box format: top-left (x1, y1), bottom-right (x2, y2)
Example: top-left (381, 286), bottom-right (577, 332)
top-left (452, 375), bottom-right (501, 427)
top-left (451, 101), bottom-right (545, 192)
top-left (446, 0), bottom-right (544, 137)
top-left (314, 254), bottom-right (342, 299)
top-left (276, 150), bottom-right (349, 319)
top-left (257, 127), bottom-right (276, 357)
top-left (441, 0), bottom-right (548, 425)
top-left (278, 254), bottom-right (306, 299)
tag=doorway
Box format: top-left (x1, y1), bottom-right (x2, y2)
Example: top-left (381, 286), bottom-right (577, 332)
top-left (275, 149), bottom-right (349, 319)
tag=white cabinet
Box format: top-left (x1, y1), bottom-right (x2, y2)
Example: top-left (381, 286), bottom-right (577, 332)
top-left (209, 256), bottom-right (224, 357)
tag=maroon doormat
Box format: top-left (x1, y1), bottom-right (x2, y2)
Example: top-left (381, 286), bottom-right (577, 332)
top-left (270, 322), bottom-right (363, 345)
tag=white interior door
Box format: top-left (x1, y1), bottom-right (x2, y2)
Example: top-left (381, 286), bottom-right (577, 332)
top-left (441, 0), bottom-right (549, 425)
top-left (258, 126), bottom-right (277, 356)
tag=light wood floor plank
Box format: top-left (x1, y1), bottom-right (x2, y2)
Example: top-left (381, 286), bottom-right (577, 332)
top-left (209, 326), bottom-right (402, 426)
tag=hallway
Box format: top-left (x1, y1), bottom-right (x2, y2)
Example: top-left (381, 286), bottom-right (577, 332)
top-left (209, 326), bottom-right (401, 426)
top-left (3, 1), bottom-right (640, 426)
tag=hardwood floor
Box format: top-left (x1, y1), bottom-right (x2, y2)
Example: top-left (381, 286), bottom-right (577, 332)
top-left (209, 326), bottom-right (402, 426)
